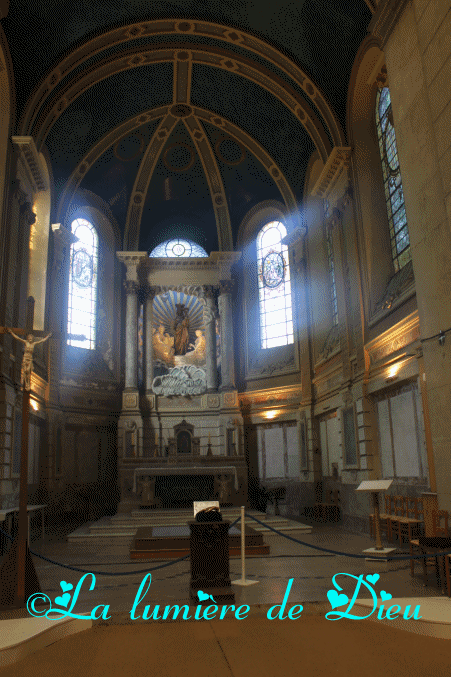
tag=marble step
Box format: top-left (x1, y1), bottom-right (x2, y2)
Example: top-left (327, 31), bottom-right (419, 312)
top-left (67, 517), bottom-right (311, 543)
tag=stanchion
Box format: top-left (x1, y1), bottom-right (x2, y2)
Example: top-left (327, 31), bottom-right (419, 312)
top-left (232, 506), bottom-right (258, 586)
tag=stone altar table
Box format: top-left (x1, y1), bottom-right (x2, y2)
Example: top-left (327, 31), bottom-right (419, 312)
top-left (132, 466), bottom-right (239, 493)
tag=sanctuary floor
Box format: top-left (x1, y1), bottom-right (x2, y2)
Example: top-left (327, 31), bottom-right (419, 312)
top-left (0, 516), bottom-right (445, 617)
top-left (1, 516), bottom-right (450, 676)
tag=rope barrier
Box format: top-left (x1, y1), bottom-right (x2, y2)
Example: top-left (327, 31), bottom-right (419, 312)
top-left (244, 512), bottom-right (451, 561)
top-left (0, 516), bottom-right (241, 576)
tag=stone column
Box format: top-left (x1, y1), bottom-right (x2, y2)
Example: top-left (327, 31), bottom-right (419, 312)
top-left (124, 280), bottom-right (138, 390)
top-left (144, 285), bottom-right (155, 392)
top-left (202, 285), bottom-right (217, 392)
top-left (218, 280), bottom-right (235, 390)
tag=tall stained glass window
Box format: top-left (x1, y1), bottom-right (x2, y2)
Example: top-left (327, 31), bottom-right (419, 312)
top-left (257, 221), bottom-right (293, 349)
top-left (376, 87), bottom-right (410, 272)
top-left (67, 218), bottom-right (98, 349)
top-left (324, 199), bottom-right (338, 327)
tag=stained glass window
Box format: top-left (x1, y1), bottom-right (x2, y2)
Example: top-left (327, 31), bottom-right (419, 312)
top-left (149, 239), bottom-right (208, 258)
top-left (67, 218), bottom-right (98, 349)
top-left (324, 200), bottom-right (338, 327)
top-left (376, 87), bottom-right (410, 272)
top-left (257, 221), bottom-right (293, 349)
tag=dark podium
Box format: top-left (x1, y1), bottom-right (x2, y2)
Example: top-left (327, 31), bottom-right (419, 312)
top-left (188, 521), bottom-right (235, 604)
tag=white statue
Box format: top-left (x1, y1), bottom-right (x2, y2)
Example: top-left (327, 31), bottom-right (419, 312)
top-left (153, 325), bottom-right (174, 365)
top-left (7, 329), bottom-right (52, 390)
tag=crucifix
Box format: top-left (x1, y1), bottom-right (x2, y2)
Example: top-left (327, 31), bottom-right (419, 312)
top-left (0, 296), bottom-right (52, 609)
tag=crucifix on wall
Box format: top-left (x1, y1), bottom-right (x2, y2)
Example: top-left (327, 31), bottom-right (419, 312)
top-left (0, 297), bottom-right (53, 609)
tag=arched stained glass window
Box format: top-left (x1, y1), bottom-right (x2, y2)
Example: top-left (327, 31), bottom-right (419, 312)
top-left (257, 221), bottom-right (293, 349)
top-left (323, 199), bottom-right (338, 327)
top-left (149, 238), bottom-right (208, 258)
top-left (67, 218), bottom-right (98, 349)
top-left (376, 87), bottom-right (410, 272)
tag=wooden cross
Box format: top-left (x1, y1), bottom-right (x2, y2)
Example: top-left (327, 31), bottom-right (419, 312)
top-left (0, 297), bottom-right (53, 608)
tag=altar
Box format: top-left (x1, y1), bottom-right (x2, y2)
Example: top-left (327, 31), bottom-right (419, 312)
top-left (115, 251), bottom-right (247, 513)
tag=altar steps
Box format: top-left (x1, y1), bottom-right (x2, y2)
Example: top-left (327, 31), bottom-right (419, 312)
top-left (66, 509), bottom-right (311, 545)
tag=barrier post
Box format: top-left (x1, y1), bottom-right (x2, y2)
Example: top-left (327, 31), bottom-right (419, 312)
top-left (232, 506), bottom-right (258, 586)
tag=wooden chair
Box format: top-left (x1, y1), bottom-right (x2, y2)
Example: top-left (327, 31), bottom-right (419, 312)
top-left (389, 495), bottom-right (407, 545)
top-left (369, 494), bottom-right (392, 541)
top-left (397, 496), bottom-right (424, 546)
top-left (410, 510), bottom-right (450, 588)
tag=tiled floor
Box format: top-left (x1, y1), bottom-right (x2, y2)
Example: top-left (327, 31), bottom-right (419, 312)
top-left (0, 516), bottom-right (446, 621)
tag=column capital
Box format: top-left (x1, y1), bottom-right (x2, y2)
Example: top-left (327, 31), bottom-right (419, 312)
top-left (124, 280), bottom-right (139, 295)
top-left (141, 284), bottom-right (156, 301)
top-left (219, 279), bottom-right (234, 295)
top-left (202, 285), bottom-right (216, 300)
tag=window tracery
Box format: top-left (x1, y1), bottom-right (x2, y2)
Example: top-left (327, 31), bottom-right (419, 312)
top-left (67, 217), bottom-right (98, 349)
top-left (376, 87), bottom-right (410, 272)
top-left (257, 221), bottom-right (293, 349)
top-left (149, 238), bottom-right (208, 258)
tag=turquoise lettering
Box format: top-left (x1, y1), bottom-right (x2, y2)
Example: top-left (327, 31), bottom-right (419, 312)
top-left (130, 574), bottom-right (152, 620)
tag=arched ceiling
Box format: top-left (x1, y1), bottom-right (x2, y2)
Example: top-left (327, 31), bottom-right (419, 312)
top-left (2, 2), bottom-right (372, 250)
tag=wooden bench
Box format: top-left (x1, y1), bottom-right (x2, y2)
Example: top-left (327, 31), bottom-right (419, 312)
top-left (370, 495), bottom-right (424, 545)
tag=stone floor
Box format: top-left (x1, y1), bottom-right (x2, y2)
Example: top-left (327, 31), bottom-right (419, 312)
top-left (0, 511), bottom-right (446, 620)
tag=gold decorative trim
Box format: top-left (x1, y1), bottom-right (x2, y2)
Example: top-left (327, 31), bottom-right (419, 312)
top-left (26, 45), bottom-right (331, 161)
top-left (184, 116), bottom-right (232, 250)
top-left (124, 114), bottom-right (179, 250)
top-left (365, 311), bottom-right (420, 365)
top-left (20, 20), bottom-right (343, 151)
top-left (57, 106), bottom-right (300, 239)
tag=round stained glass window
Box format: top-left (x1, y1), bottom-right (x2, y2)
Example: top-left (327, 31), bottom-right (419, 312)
top-left (262, 251), bottom-right (285, 288)
top-left (72, 249), bottom-right (93, 287)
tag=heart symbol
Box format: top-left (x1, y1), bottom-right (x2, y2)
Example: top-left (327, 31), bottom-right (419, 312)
top-left (327, 590), bottom-right (349, 609)
top-left (380, 591), bottom-right (392, 601)
top-left (197, 591), bottom-right (210, 602)
top-left (59, 581), bottom-right (73, 593)
top-left (54, 593), bottom-right (71, 608)
top-left (366, 574), bottom-right (380, 585)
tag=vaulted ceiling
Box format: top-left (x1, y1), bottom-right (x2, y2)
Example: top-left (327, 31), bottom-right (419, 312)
top-left (3, 1), bottom-right (372, 250)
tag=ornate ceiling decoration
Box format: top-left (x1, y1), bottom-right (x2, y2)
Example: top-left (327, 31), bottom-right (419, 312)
top-left (20, 20), bottom-right (343, 154)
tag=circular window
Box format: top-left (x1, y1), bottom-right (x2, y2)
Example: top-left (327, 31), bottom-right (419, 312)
top-left (262, 251), bottom-right (285, 288)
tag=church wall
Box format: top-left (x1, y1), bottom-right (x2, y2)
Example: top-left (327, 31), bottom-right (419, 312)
top-left (382, 0), bottom-right (451, 511)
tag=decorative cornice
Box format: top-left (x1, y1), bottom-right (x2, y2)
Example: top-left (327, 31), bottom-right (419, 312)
top-left (365, 310), bottom-right (420, 365)
top-left (368, 0), bottom-right (411, 48)
top-left (116, 251), bottom-right (148, 281)
top-left (311, 147), bottom-right (352, 200)
top-left (282, 226), bottom-right (307, 247)
top-left (12, 136), bottom-right (47, 192)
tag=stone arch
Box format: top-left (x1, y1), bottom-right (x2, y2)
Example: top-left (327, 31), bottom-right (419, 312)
top-left (20, 24), bottom-right (343, 158)
top-left (347, 35), bottom-right (395, 320)
top-left (56, 107), bottom-right (300, 252)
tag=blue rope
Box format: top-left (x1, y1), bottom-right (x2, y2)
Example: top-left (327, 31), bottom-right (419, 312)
top-left (0, 516), bottom-right (241, 576)
top-left (245, 512), bottom-right (451, 561)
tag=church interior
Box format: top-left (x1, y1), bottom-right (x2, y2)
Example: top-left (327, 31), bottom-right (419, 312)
top-left (1, 0), bottom-right (451, 673)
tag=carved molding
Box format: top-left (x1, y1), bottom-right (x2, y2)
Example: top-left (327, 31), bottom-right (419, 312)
top-left (317, 324), bottom-right (341, 364)
top-left (12, 136), bottom-right (47, 192)
top-left (311, 147), bottom-right (352, 201)
top-left (369, 0), bottom-right (411, 48)
top-left (366, 310), bottom-right (420, 365)
top-left (22, 21), bottom-right (343, 154)
top-left (372, 259), bottom-right (415, 318)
